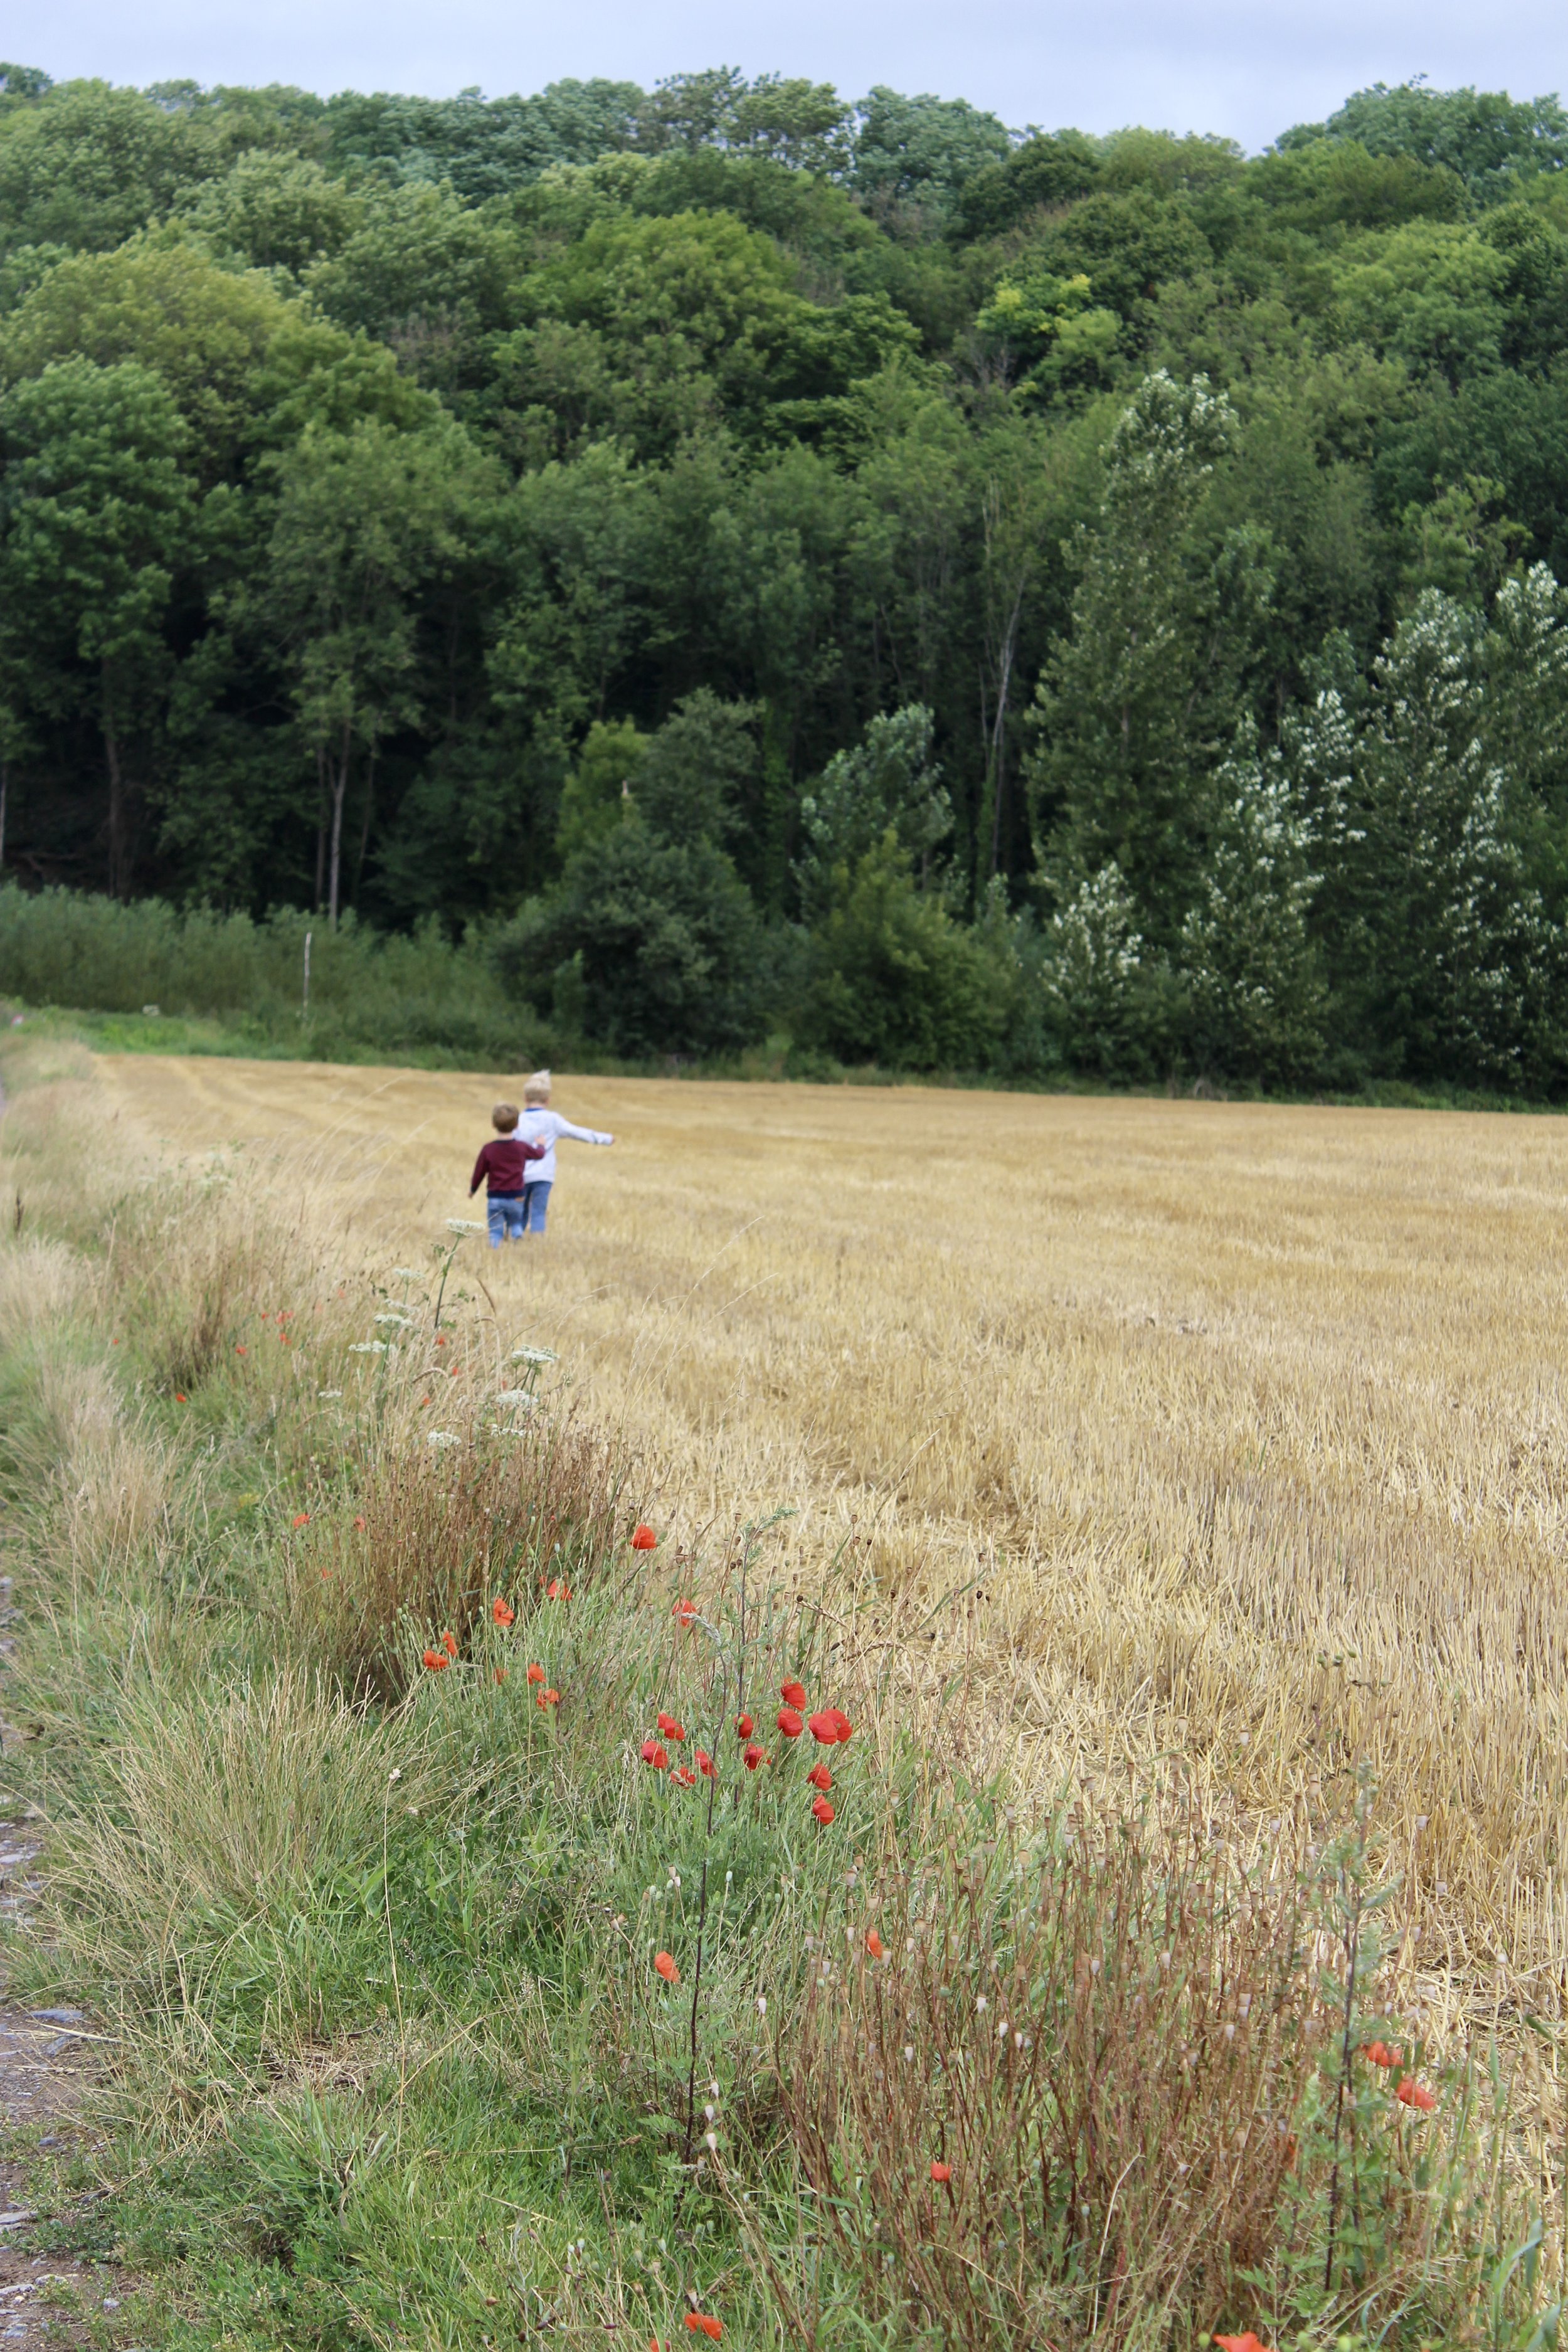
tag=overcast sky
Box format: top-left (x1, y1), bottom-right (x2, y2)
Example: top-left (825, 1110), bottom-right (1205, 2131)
top-left (17, 0), bottom-right (1568, 154)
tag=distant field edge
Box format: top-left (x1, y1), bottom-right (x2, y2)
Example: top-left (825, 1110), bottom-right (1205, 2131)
top-left (9, 997), bottom-right (1568, 1116)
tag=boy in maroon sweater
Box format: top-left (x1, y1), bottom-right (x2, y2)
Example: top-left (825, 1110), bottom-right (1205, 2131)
top-left (470, 1103), bottom-right (548, 1246)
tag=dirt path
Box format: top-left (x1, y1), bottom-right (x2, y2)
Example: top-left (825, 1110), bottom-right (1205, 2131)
top-left (0, 1573), bottom-right (131, 2348)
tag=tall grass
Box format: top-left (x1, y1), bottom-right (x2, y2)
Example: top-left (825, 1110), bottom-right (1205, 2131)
top-left (0, 884), bottom-right (549, 1066)
top-left (0, 1038), bottom-right (1559, 2351)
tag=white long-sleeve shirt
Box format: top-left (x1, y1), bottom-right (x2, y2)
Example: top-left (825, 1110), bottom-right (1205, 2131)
top-left (514, 1106), bottom-right (613, 1185)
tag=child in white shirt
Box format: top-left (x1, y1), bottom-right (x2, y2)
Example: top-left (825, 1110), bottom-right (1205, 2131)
top-left (514, 1071), bottom-right (613, 1232)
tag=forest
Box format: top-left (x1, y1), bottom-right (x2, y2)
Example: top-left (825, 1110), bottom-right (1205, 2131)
top-left (3, 61), bottom-right (1568, 1088)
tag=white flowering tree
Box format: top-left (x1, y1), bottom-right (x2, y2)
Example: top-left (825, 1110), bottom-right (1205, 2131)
top-left (1180, 744), bottom-right (1326, 1084)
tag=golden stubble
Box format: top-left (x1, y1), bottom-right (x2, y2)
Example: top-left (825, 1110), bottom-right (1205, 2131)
top-left (95, 1053), bottom-right (1568, 2006)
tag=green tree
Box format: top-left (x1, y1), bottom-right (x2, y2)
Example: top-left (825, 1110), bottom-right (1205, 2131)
top-left (796, 704), bottom-right (950, 919)
top-left (1026, 371), bottom-right (1269, 948)
top-left (258, 416), bottom-right (492, 923)
top-left (802, 831), bottom-right (999, 1068)
top-left (849, 88), bottom-right (1012, 223)
top-left (0, 357), bottom-right (195, 894)
top-left (554, 718), bottom-right (647, 862)
top-left (1179, 741), bottom-right (1327, 1083)
top-left (497, 820), bottom-right (771, 1055)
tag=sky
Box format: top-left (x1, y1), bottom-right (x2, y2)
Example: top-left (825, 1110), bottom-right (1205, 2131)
top-left (16, 0), bottom-right (1568, 154)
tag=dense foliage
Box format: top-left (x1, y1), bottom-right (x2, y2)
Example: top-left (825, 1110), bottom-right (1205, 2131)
top-left (5, 60), bottom-right (1568, 1087)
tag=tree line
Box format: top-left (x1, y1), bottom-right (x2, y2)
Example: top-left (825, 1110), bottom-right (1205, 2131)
top-left (4, 61), bottom-right (1568, 1088)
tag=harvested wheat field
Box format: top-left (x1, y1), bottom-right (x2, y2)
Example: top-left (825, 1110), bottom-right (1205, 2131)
top-left (100, 1053), bottom-right (1568, 2010)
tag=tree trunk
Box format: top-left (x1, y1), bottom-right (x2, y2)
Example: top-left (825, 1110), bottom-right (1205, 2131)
top-left (0, 755), bottom-right (8, 877)
top-left (314, 745), bottom-right (327, 912)
top-left (354, 744), bottom-right (378, 905)
top-left (327, 719), bottom-right (351, 930)
top-left (105, 726), bottom-right (127, 898)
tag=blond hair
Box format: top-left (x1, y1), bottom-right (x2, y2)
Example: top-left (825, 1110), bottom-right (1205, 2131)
top-left (522, 1069), bottom-right (552, 1104)
top-left (492, 1101), bottom-right (519, 1132)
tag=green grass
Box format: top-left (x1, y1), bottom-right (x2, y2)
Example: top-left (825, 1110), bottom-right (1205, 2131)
top-left (0, 1033), bottom-right (1556, 2352)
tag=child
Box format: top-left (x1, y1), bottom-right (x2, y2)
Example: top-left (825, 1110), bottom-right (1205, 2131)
top-left (469, 1103), bottom-right (548, 1246)
top-left (514, 1071), bottom-right (613, 1234)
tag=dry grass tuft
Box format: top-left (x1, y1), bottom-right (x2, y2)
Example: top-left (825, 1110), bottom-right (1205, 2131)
top-left (788, 1796), bottom-right (1328, 2348)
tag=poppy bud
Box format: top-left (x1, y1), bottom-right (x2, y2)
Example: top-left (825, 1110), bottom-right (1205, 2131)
top-left (654, 1951), bottom-right (680, 1983)
top-left (780, 1679), bottom-right (807, 1708)
top-left (777, 1707), bottom-right (803, 1739)
top-left (735, 1713), bottom-right (753, 1739)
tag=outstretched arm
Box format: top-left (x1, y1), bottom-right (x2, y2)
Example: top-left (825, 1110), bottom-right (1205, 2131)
top-left (553, 1119), bottom-right (613, 1146)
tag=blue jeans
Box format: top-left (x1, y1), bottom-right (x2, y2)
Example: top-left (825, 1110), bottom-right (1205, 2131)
top-left (487, 1193), bottom-right (526, 1245)
top-left (521, 1181), bottom-right (552, 1234)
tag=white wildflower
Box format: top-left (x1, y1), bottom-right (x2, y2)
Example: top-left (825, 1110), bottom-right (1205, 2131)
top-left (348, 1342), bottom-right (386, 1355)
top-left (426, 1429), bottom-right (460, 1449)
top-left (446, 1218), bottom-right (485, 1237)
top-left (510, 1344), bottom-right (558, 1366)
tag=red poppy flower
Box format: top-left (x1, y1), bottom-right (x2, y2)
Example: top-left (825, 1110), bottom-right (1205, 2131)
top-left (806, 1764), bottom-right (832, 1791)
top-left (631, 1524), bottom-right (657, 1550)
top-left (435, 1333), bottom-right (447, 1346)
top-left (743, 1743), bottom-right (766, 1771)
top-left (654, 1951), bottom-right (680, 1983)
top-left (930, 2161), bottom-right (950, 2183)
top-left (543, 1688), bottom-right (559, 1705)
top-left (235, 1344), bottom-right (247, 1356)
top-left (640, 1740), bottom-right (669, 1769)
top-left (656, 1711), bottom-right (684, 1740)
top-left (777, 1707), bottom-right (803, 1739)
top-left (808, 1708), bottom-right (853, 1744)
top-left (543, 1578), bottom-right (571, 1601)
top-left (494, 1669), bottom-right (507, 1684)
top-left (696, 1750), bottom-right (716, 1778)
top-left (292, 1512), bottom-right (309, 1527)
top-left (1214, 2336), bottom-right (1277, 2352)
top-left (673, 1597), bottom-right (697, 1628)
top-left (320, 1569), bottom-right (333, 1581)
top-left (527, 1663), bottom-right (546, 1685)
top-left (672, 1765), bottom-right (696, 1788)
top-left (175, 1392), bottom-right (189, 1404)
top-left (535, 1689), bottom-right (552, 1710)
top-left (866, 1930), bottom-right (884, 1959)
top-left (735, 1713), bottom-right (753, 1739)
top-left (1361, 2040), bottom-right (1402, 2069)
top-left (423, 1649), bottom-right (448, 1671)
top-left (781, 1679), bottom-right (807, 1708)
top-left (492, 1596), bottom-right (516, 1628)
top-left (1396, 2078), bottom-right (1438, 2112)
top-left (440, 1629), bottom-right (458, 1657)
top-left (811, 1795), bottom-right (835, 1825)
top-left (684, 2318), bottom-right (721, 2342)
top-left (421, 1396), bottom-right (432, 1406)
top-left (353, 1515), bottom-right (366, 1531)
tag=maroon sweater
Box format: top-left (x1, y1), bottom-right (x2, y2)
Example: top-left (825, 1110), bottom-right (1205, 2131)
top-left (470, 1135), bottom-right (548, 1195)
